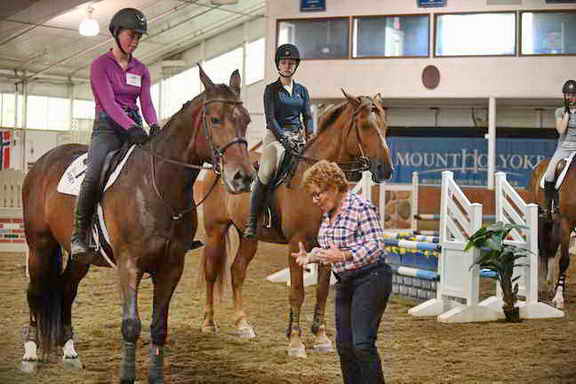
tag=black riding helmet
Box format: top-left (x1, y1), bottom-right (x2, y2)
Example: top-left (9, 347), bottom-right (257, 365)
top-left (109, 8), bottom-right (147, 55)
top-left (275, 44), bottom-right (301, 77)
top-left (563, 80), bottom-right (576, 95)
top-left (563, 80), bottom-right (576, 110)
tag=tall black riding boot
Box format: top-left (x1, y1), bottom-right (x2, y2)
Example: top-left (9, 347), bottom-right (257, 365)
top-left (244, 178), bottom-right (268, 239)
top-left (70, 178), bottom-right (99, 264)
top-left (542, 181), bottom-right (556, 220)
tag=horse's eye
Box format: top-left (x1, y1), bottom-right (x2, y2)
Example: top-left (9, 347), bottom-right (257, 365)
top-left (211, 117), bottom-right (222, 125)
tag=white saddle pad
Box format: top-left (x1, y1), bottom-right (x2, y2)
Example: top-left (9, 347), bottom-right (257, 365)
top-left (56, 145), bottom-right (136, 269)
top-left (540, 152), bottom-right (576, 190)
top-left (57, 145), bottom-right (136, 196)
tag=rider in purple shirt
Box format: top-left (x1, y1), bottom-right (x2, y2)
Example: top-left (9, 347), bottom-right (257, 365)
top-left (71, 8), bottom-right (160, 264)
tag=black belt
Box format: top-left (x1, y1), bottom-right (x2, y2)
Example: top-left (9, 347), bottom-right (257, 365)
top-left (334, 258), bottom-right (390, 283)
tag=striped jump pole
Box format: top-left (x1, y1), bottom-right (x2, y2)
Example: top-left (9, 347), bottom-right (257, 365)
top-left (383, 239), bottom-right (441, 252)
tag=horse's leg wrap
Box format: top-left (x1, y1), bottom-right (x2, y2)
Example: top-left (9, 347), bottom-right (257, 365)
top-left (148, 344), bottom-right (164, 384)
top-left (120, 341), bottom-right (137, 383)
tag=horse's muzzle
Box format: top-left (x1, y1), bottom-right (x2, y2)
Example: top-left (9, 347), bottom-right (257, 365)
top-left (370, 161), bottom-right (393, 183)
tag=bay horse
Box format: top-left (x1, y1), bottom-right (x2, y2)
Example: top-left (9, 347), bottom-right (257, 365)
top-left (528, 159), bottom-right (571, 309)
top-left (21, 66), bottom-right (254, 383)
top-left (199, 90), bottom-right (393, 357)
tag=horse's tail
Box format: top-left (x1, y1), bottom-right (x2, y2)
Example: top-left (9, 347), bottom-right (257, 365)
top-left (27, 245), bottom-right (65, 354)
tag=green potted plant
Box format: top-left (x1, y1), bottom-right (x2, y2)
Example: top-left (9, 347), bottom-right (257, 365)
top-left (465, 221), bottom-right (531, 323)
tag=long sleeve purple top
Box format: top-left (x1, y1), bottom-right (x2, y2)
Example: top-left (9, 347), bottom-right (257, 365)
top-left (90, 51), bottom-right (158, 130)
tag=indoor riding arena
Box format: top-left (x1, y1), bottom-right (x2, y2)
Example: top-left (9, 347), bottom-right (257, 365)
top-left (1, 1), bottom-right (576, 383)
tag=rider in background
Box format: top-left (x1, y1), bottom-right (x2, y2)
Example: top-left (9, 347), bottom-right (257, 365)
top-left (542, 80), bottom-right (576, 219)
top-left (244, 43), bottom-right (314, 238)
top-left (70, 8), bottom-right (160, 263)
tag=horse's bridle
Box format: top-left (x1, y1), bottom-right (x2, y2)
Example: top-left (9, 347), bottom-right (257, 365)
top-left (296, 99), bottom-right (378, 174)
top-left (202, 98), bottom-right (248, 175)
top-left (146, 97), bottom-right (248, 220)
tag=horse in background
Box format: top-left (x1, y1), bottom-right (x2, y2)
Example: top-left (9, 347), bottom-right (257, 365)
top-left (199, 90), bottom-right (393, 357)
top-left (528, 159), bottom-right (571, 309)
top-left (21, 66), bottom-right (254, 383)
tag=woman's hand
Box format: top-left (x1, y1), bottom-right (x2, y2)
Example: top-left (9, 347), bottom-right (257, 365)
top-left (291, 242), bottom-right (311, 266)
top-left (316, 244), bottom-right (349, 265)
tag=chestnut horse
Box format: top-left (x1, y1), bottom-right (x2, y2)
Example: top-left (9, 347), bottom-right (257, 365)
top-left (528, 159), bottom-right (571, 309)
top-left (199, 91), bottom-right (393, 357)
top-left (21, 66), bottom-right (254, 383)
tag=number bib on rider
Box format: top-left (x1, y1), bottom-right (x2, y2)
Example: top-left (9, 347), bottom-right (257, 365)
top-left (126, 73), bottom-right (141, 87)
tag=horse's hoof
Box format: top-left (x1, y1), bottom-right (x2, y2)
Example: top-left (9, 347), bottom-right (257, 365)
top-left (148, 376), bottom-right (164, 384)
top-left (201, 323), bottom-right (218, 334)
top-left (237, 326), bottom-right (256, 339)
top-left (312, 342), bottom-right (333, 353)
top-left (63, 356), bottom-right (83, 370)
top-left (120, 380), bottom-right (134, 384)
top-left (20, 360), bottom-right (38, 374)
top-left (287, 346), bottom-right (307, 358)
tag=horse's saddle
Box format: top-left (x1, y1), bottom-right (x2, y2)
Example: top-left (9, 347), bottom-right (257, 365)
top-left (252, 149), bottom-right (302, 238)
top-left (539, 152), bottom-right (576, 190)
top-left (57, 144), bottom-right (136, 196)
top-left (56, 144), bottom-right (137, 267)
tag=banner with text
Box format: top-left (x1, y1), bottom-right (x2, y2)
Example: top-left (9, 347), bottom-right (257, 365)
top-left (388, 137), bottom-right (556, 187)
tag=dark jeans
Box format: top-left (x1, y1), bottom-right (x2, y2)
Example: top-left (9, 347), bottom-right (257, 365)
top-left (81, 111), bottom-right (141, 200)
top-left (334, 261), bottom-right (393, 384)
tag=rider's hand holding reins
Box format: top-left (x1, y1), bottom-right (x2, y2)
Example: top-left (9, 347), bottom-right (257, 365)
top-left (127, 125), bottom-right (149, 145)
top-left (149, 124), bottom-right (160, 138)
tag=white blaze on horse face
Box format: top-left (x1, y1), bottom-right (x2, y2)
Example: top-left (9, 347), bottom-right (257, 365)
top-left (22, 341), bottom-right (38, 361)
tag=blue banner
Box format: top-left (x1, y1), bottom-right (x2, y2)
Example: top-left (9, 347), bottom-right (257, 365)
top-left (418, 0), bottom-right (447, 7)
top-left (388, 137), bottom-right (556, 187)
top-left (300, 0), bottom-right (326, 12)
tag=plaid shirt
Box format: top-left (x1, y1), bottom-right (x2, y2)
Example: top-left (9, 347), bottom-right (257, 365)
top-left (317, 192), bottom-right (387, 274)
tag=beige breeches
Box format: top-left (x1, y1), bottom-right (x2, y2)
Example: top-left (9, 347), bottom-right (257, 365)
top-left (258, 130), bottom-right (286, 185)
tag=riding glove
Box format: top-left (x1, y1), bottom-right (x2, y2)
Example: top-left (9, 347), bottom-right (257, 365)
top-left (149, 124), bottom-right (161, 137)
top-left (127, 125), bottom-right (149, 145)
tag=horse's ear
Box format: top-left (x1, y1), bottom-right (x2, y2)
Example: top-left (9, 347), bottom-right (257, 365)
top-left (373, 93), bottom-right (384, 106)
top-left (198, 63), bottom-right (215, 90)
top-left (229, 69), bottom-right (241, 95)
top-left (341, 88), bottom-right (360, 107)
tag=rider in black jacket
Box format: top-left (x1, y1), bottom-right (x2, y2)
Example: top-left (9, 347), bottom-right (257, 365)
top-left (244, 44), bottom-right (313, 238)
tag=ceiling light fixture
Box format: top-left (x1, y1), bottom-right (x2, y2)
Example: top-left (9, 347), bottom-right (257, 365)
top-left (79, 7), bottom-right (99, 37)
top-left (210, 0), bottom-right (239, 5)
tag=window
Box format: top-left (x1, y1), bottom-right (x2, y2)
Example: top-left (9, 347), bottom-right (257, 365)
top-left (278, 18), bottom-right (350, 59)
top-left (73, 99), bottom-right (95, 120)
top-left (1, 93), bottom-right (17, 128)
top-left (204, 47), bottom-right (244, 86)
top-left (521, 11), bottom-right (576, 55)
top-left (245, 38), bottom-right (265, 85)
top-left (27, 96), bottom-right (70, 130)
top-left (161, 67), bottom-right (200, 120)
top-left (353, 15), bottom-right (429, 58)
top-left (435, 13), bottom-right (516, 56)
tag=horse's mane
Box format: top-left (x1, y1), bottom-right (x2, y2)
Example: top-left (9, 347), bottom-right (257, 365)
top-left (303, 101), bottom-right (351, 151)
top-left (160, 84), bottom-right (239, 130)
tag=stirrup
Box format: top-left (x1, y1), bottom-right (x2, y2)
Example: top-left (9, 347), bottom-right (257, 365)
top-left (244, 218), bottom-right (257, 239)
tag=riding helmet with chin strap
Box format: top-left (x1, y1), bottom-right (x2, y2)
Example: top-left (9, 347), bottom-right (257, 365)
top-left (563, 80), bottom-right (576, 110)
top-left (275, 44), bottom-right (301, 77)
top-left (109, 8), bottom-right (147, 55)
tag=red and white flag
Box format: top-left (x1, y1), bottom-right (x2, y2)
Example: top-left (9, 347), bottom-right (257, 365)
top-left (0, 130), bottom-right (12, 169)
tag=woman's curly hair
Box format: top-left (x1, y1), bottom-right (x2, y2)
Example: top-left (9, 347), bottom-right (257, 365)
top-left (302, 160), bottom-right (348, 193)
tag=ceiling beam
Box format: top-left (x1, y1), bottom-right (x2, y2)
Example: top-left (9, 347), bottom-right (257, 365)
top-left (19, 1), bottom-right (204, 83)
top-left (0, 0), bottom-right (94, 48)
